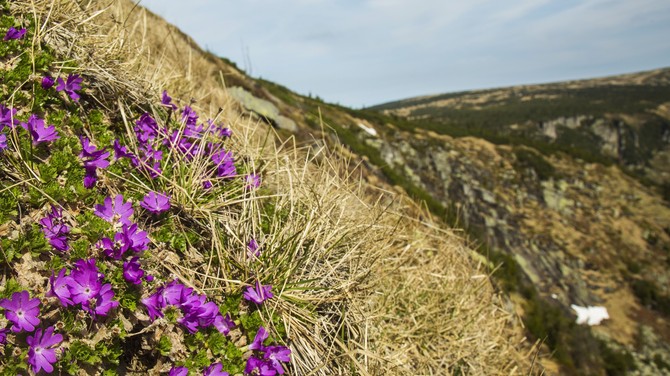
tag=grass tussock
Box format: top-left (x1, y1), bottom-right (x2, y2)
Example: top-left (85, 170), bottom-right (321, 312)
top-left (8, 0), bottom-right (533, 374)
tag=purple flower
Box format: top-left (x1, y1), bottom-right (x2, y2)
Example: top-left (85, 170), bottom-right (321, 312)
top-left (0, 327), bottom-right (8, 344)
top-left (98, 236), bottom-right (124, 259)
top-left (0, 290), bottom-right (41, 333)
top-left (169, 366), bottom-right (188, 376)
top-left (47, 268), bottom-right (74, 307)
top-left (177, 293), bottom-right (221, 333)
top-left (141, 292), bottom-right (164, 321)
top-left (56, 74), bottom-right (83, 101)
top-left (83, 166), bottom-right (98, 189)
top-left (184, 122), bottom-right (205, 139)
top-left (21, 114), bottom-right (59, 145)
top-left (161, 280), bottom-right (192, 306)
top-left (264, 345), bottom-right (291, 375)
top-left (85, 283), bottom-right (119, 318)
top-left (244, 174), bottom-right (261, 189)
top-left (0, 104), bottom-right (18, 130)
top-left (142, 280), bottom-right (225, 333)
top-left (217, 126), bottom-right (232, 138)
top-left (26, 326), bottom-right (63, 374)
top-left (211, 150), bottom-right (236, 178)
top-left (181, 106), bottom-right (198, 126)
top-left (169, 131), bottom-right (201, 159)
top-left (79, 136), bottom-right (110, 169)
top-left (248, 238), bottom-right (260, 258)
top-left (214, 313), bottom-right (235, 335)
top-left (249, 326), bottom-right (269, 352)
top-left (3, 27), bottom-right (26, 41)
top-left (203, 362), bottom-right (229, 376)
top-left (40, 206), bottom-right (70, 252)
top-left (134, 113), bottom-right (158, 144)
top-left (99, 224), bottom-right (148, 259)
top-left (41, 76), bottom-right (55, 89)
top-left (140, 191), bottom-right (171, 214)
top-left (123, 256), bottom-right (145, 285)
top-left (113, 139), bottom-right (132, 160)
top-left (141, 280), bottom-right (185, 321)
top-left (67, 259), bottom-right (118, 318)
top-left (245, 356), bottom-right (276, 376)
top-left (243, 282), bottom-right (274, 305)
top-left (122, 223), bottom-right (150, 253)
top-left (79, 136), bottom-right (109, 188)
top-left (130, 142), bottom-right (163, 178)
top-left (161, 90), bottom-right (177, 110)
top-left (202, 180), bottom-right (213, 190)
top-left (0, 133), bottom-right (6, 151)
top-left (94, 194), bottom-right (134, 226)
top-left (68, 259), bottom-right (102, 305)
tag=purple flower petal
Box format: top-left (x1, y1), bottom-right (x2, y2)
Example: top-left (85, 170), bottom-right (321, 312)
top-left (41, 76), bottom-right (55, 89)
top-left (26, 326), bottom-right (63, 374)
top-left (40, 206), bottom-right (70, 252)
top-left (161, 90), bottom-right (177, 111)
top-left (169, 366), bottom-right (188, 376)
top-left (140, 191), bottom-right (171, 214)
top-left (249, 326), bottom-right (269, 352)
top-left (20, 114), bottom-right (59, 145)
top-left (0, 290), bottom-right (41, 333)
top-left (123, 256), bottom-right (145, 285)
top-left (243, 282), bottom-right (274, 305)
top-left (56, 74), bottom-right (83, 101)
top-left (47, 268), bottom-right (74, 307)
top-left (245, 173), bottom-right (261, 189)
top-left (214, 313), bottom-right (235, 335)
top-left (248, 238), bottom-right (260, 258)
top-left (203, 362), bottom-right (229, 376)
top-left (0, 105), bottom-right (18, 130)
top-left (245, 356), bottom-right (276, 376)
top-left (94, 194), bottom-right (133, 225)
top-left (264, 345), bottom-right (292, 374)
top-left (4, 27), bottom-right (26, 41)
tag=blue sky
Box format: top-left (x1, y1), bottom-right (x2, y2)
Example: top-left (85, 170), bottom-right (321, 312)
top-left (140, 0), bottom-right (670, 108)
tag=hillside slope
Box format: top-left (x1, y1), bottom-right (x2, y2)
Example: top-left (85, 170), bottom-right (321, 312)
top-left (203, 51), bottom-right (670, 374)
top-left (0, 0), bottom-right (531, 375)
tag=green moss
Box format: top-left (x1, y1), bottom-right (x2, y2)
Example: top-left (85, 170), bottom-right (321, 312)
top-left (513, 147), bottom-right (558, 181)
top-left (600, 341), bottom-right (636, 376)
top-left (0, 278), bottom-right (21, 299)
top-left (158, 335), bottom-right (172, 356)
top-left (631, 278), bottom-right (670, 316)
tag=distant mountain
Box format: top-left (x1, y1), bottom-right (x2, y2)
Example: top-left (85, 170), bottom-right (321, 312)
top-left (371, 68), bottom-right (670, 189)
top-left (220, 66), bottom-right (670, 374)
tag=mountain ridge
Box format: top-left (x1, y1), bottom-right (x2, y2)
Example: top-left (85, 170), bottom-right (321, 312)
top-left (370, 66), bottom-right (670, 110)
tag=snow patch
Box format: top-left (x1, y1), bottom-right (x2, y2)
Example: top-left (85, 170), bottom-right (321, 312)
top-left (571, 304), bottom-right (609, 326)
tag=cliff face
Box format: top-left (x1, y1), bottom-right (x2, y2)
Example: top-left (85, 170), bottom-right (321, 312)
top-left (379, 126), bottom-right (670, 327)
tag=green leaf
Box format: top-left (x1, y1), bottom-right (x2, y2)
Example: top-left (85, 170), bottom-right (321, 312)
top-left (0, 278), bottom-right (21, 299)
top-left (207, 331), bottom-right (226, 356)
top-left (158, 335), bottom-right (172, 356)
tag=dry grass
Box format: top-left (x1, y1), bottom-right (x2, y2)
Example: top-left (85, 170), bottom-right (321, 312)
top-left (12, 0), bottom-right (534, 374)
